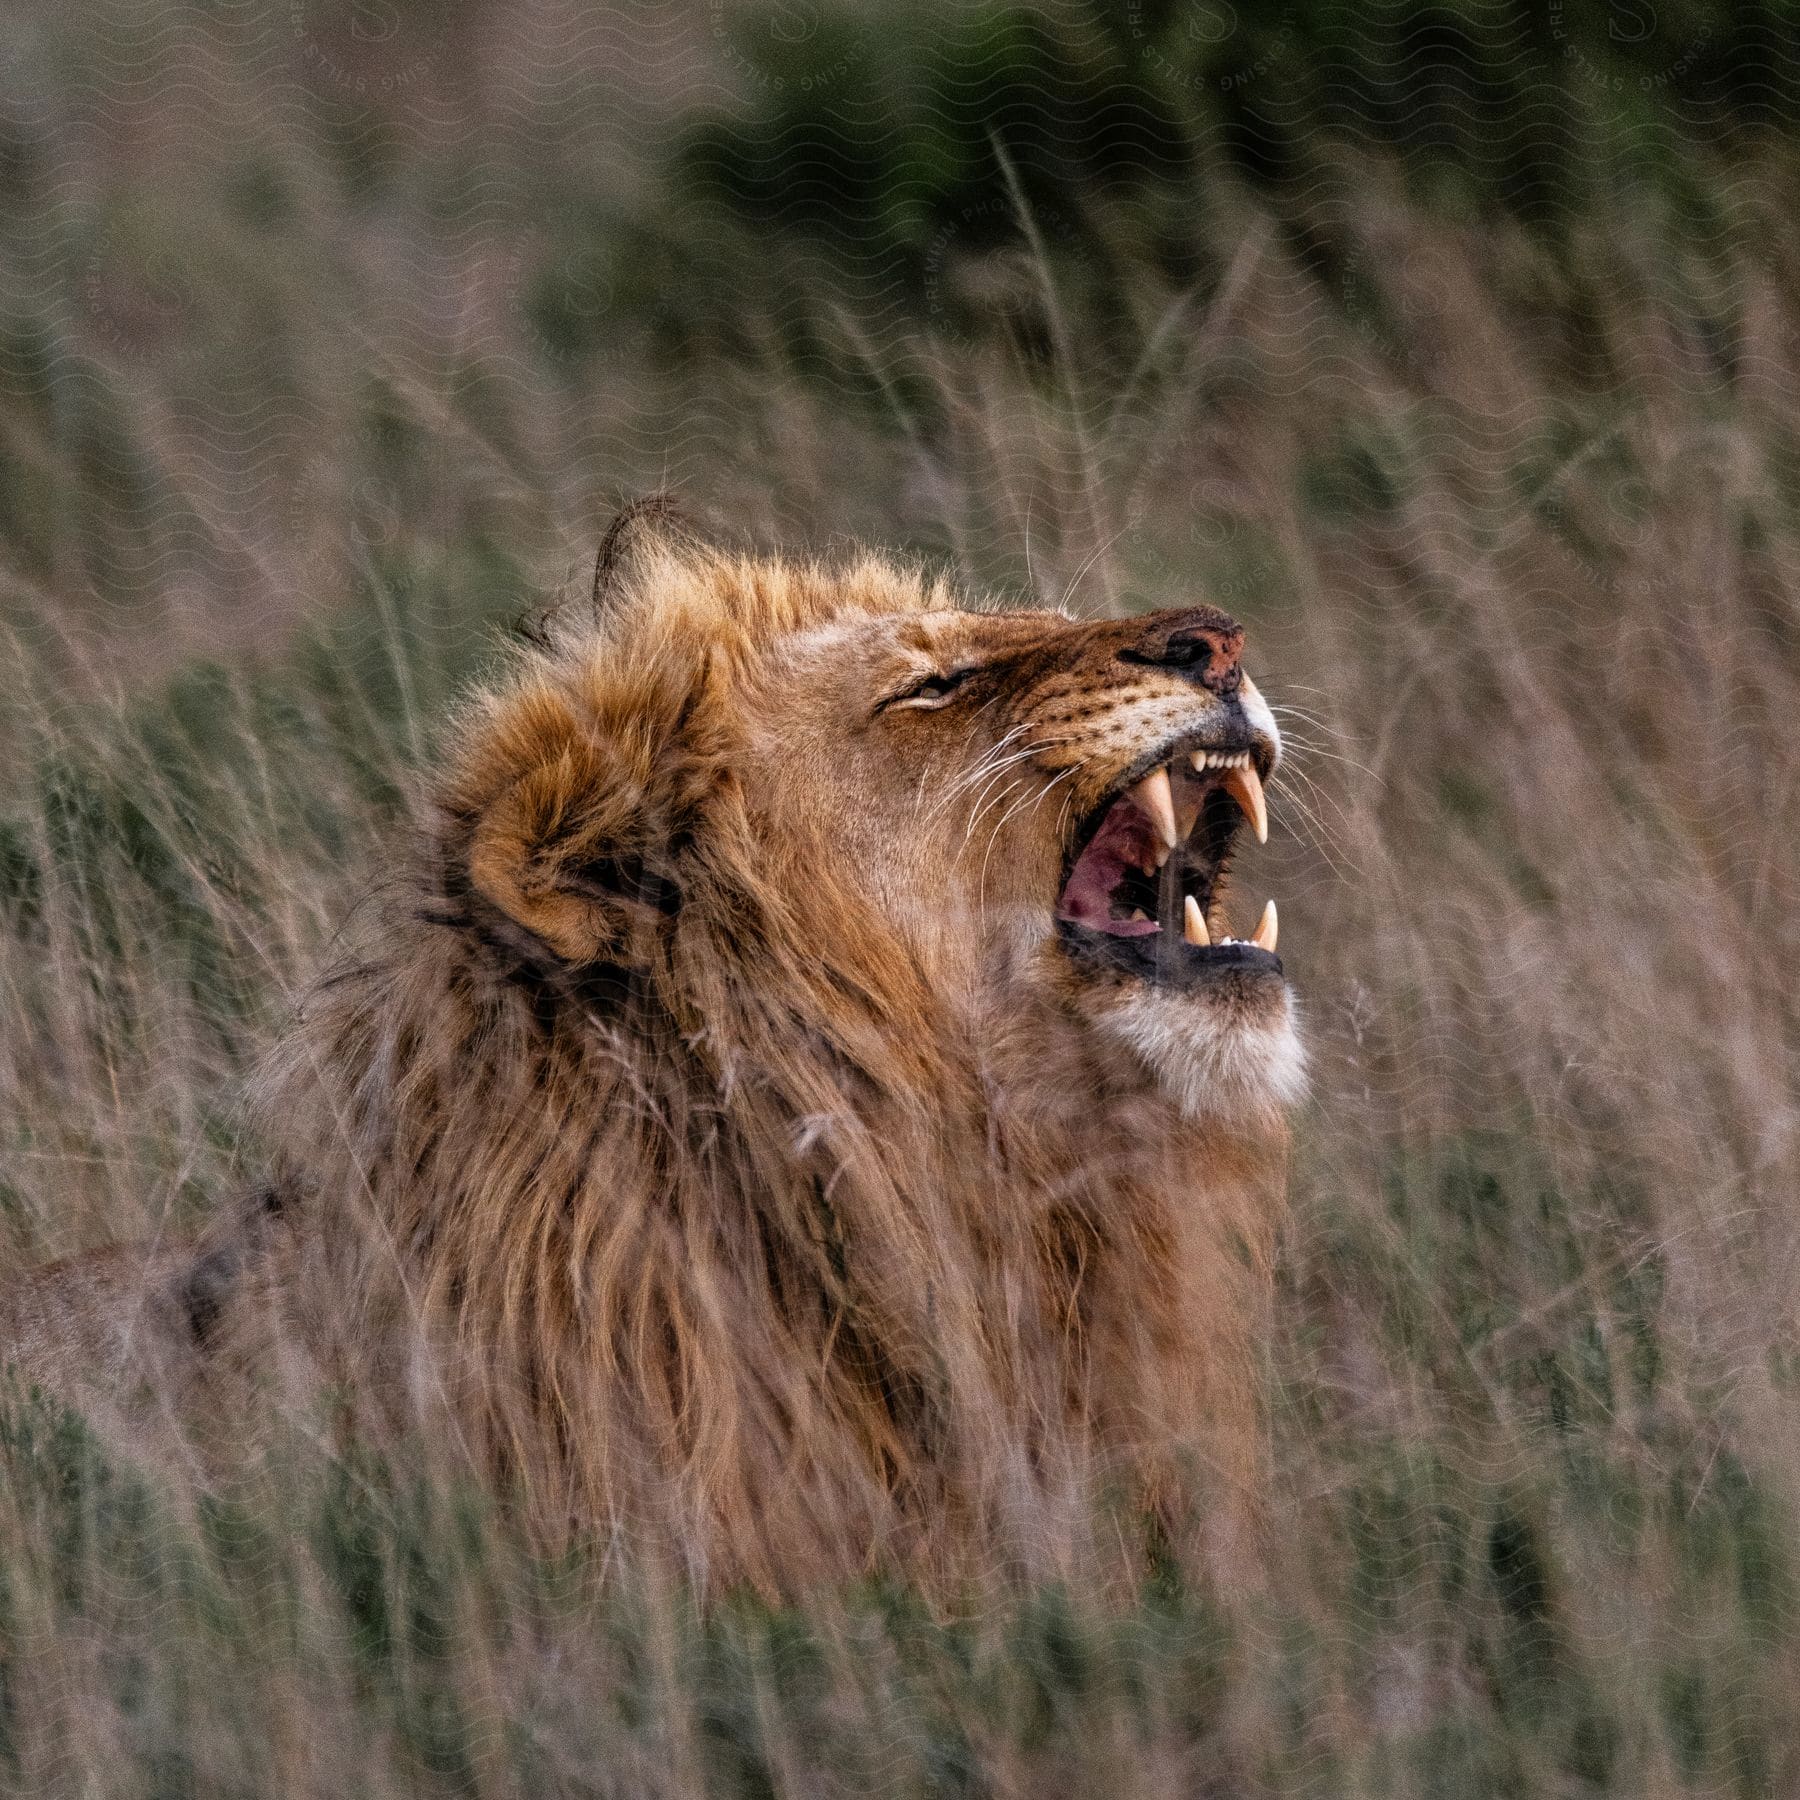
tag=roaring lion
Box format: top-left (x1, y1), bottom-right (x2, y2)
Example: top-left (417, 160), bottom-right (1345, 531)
top-left (2, 516), bottom-right (1304, 1592)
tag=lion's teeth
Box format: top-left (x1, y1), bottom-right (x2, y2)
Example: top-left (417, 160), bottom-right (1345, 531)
top-left (1250, 898), bottom-right (1278, 952)
top-left (1222, 762), bottom-right (1268, 844)
top-left (1132, 765), bottom-right (1179, 854)
top-left (1182, 894), bottom-right (1209, 946)
top-left (1127, 907), bottom-right (1151, 923)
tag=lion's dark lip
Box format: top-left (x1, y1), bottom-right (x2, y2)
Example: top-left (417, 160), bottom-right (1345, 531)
top-left (1056, 920), bottom-right (1284, 985)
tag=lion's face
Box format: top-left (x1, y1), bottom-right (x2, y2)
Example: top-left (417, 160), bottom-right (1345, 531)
top-left (742, 598), bottom-right (1303, 1124)
top-left (456, 551), bottom-right (1303, 1129)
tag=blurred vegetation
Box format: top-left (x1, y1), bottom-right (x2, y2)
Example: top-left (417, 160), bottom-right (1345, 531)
top-left (679, 0), bottom-right (1800, 333)
top-left (2, 0), bottom-right (1800, 1793)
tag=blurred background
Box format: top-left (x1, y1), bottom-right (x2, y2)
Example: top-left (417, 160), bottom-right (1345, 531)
top-left (3, 1), bottom-right (1800, 1794)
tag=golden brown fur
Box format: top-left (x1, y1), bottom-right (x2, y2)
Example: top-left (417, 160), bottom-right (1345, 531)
top-left (4, 527), bottom-right (1304, 1594)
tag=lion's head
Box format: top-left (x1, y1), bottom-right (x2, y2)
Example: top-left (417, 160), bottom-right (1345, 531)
top-left (457, 539), bottom-right (1302, 1128)
top-left (251, 527), bottom-right (1305, 1591)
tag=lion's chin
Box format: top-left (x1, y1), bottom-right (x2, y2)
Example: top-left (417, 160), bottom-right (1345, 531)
top-left (1092, 982), bottom-right (1306, 1128)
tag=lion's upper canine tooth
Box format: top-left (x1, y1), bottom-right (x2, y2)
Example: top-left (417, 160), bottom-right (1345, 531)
top-left (1250, 898), bottom-right (1278, 952)
top-left (1222, 762), bottom-right (1268, 844)
top-left (1132, 764), bottom-right (1179, 854)
top-left (1182, 894), bottom-right (1209, 946)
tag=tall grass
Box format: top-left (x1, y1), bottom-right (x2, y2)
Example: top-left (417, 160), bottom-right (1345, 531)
top-left (3, 1), bottom-right (1800, 1793)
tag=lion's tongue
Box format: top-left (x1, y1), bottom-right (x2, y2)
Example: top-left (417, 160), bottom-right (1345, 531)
top-left (1056, 795), bottom-right (1161, 937)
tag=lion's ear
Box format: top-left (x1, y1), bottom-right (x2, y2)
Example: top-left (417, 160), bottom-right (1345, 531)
top-left (465, 744), bottom-right (681, 970)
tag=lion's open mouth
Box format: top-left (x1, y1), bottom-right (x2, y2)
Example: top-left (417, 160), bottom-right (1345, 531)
top-left (1056, 742), bottom-right (1282, 986)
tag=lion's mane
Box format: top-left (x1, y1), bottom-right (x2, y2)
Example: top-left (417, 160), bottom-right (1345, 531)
top-left (231, 540), bottom-right (1287, 1593)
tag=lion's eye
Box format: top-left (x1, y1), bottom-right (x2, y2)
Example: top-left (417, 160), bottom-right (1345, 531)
top-left (880, 667), bottom-right (976, 712)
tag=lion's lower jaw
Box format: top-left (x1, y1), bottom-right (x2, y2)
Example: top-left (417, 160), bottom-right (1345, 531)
top-left (1095, 986), bottom-right (1307, 1127)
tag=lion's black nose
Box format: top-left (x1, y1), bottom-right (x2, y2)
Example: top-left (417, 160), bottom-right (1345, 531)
top-left (1117, 608), bottom-right (1244, 698)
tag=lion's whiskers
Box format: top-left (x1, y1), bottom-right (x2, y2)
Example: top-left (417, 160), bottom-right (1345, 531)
top-left (976, 765), bottom-right (1079, 906)
top-left (929, 724), bottom-right (1043, 819)
top-left (953, 738), bottom-right (1074, 847)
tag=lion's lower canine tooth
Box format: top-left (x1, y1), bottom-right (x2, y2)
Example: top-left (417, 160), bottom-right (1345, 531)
top-left (1250, 898), bottom-right (1278, 952)
top-left (1183, 894), bottom-right (1209, 946)
top-left (1133, 765), bottom-right (1179, 852)
top-left (1223, 763), bottom-right (1268, 844)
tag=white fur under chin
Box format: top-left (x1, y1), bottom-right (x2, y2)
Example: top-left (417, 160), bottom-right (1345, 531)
top-left (1099, 985), bottom-right (1307, 1126)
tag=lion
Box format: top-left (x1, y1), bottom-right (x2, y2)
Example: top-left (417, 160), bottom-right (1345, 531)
top-left (2, 514), bottom-right (1305, 1594)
